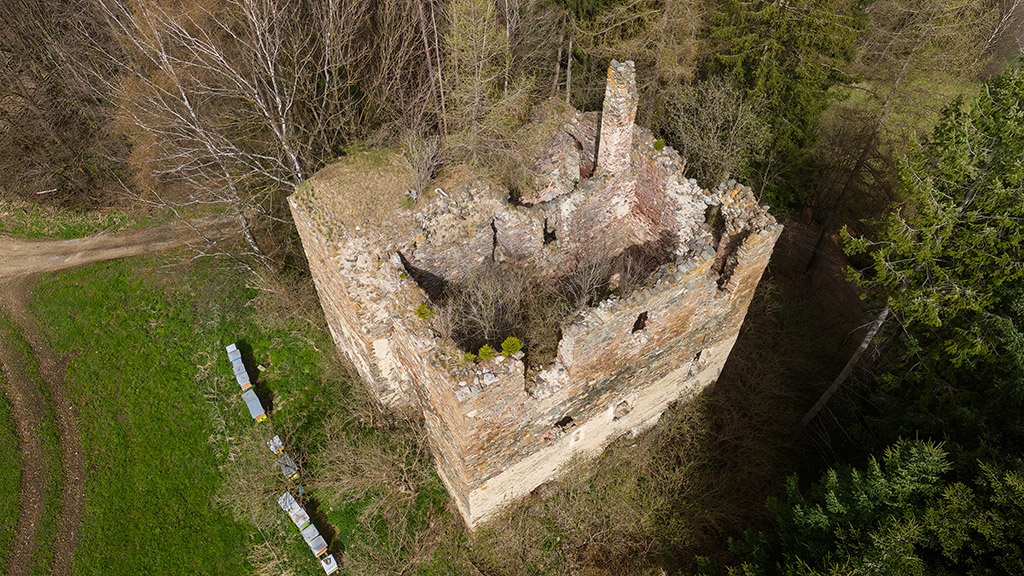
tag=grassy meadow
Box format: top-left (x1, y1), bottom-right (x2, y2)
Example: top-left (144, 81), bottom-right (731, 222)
top-left (0, 369), bottom-right (22, 573)
top-left (0, 314), bottom-right (65, 576)
top-left (27, 256), bottom-right (340, 575)
top-left (0, 197), bottom-right (130, 239)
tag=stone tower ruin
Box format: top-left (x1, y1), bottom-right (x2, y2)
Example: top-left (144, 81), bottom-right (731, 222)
top-left (288, 61), bottom-right (782, 528)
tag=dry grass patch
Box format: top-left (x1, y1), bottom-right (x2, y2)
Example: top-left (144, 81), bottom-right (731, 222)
top-left (295, 149), bottom-right (414, 229)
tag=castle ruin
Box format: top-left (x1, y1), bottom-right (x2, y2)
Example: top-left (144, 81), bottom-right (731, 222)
top-left (288, 61), bottom-right (782, 528)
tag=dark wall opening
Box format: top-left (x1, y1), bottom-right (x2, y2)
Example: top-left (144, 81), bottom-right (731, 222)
top-left (632, 311), bottom-right (648, 333)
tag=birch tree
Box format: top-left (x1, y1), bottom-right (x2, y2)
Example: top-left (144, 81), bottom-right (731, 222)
top-left (92, 0), bottom-right (426, 266)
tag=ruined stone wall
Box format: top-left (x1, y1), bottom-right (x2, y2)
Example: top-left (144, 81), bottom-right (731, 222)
top-left (293, 180), bottom-right (781, 528)
top-left (414, 192), bottom-right (780, 526)
top-left (597, 60), bottom-right (639, 177)
top-left (289, 188), bottom-right (418, 409)
top-left (288, 61), bottom-right (783, 529)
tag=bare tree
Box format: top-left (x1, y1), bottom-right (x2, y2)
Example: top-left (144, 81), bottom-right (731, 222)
top-left (662, 77), bottom-right (771, 187)
top-left (805, 0), bottom-right (1009, 271)
top-left (89, 0), bottom-right (428, 267)
top-left (573, 0), bottom-right (704, 120)
top-left (0, 0), bottom-right (124, 204)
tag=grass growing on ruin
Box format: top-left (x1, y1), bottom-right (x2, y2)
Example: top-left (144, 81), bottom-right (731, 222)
top-left (0, 369), bottom-right (21, 573)
top-left (0, 314), bottom-right (64, 576)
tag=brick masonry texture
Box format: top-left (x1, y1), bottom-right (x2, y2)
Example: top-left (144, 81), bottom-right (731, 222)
top-left (288, 61), bottom-right (782, 528)
top-left (597, 60), bottom-right (639, 178)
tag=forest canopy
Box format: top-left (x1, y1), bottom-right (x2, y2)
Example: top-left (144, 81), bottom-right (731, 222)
top-left (0, 0), bottom-right (1022, 574)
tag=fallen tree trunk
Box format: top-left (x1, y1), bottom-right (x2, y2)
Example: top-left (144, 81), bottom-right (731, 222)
top-left (793, 305), bottom-right (891, 440)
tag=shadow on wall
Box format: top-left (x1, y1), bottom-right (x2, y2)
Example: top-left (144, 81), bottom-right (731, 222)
top-left (397, 252), bottom-right (449, 302)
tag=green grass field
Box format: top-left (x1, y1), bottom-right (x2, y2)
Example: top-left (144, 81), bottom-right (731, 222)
top-left (0, 369), bottom-right (22, 573)
top-left (27, 255), bottom-right (357, 575)
top-left (0, 198), bottom-right (130, 239)
top-left (0, 314), bottom-right (64, 576)
top-left (29, 260), bottom-right (253, 575)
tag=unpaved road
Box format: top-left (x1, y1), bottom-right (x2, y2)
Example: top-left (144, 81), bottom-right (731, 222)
top-left (0, 279), bottom-right (82, 576)
top-left (0, 216), bottom-right (231, 575)
top-left (0, 293), bottom-right (48, 576)
top-left (0, 216), bottom-right (231, 278)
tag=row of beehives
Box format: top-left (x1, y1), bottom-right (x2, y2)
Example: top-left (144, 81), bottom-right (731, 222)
top-left (226, 343), bottom-right (339, 575)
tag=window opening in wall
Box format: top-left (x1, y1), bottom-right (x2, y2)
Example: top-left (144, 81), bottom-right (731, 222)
top-left (693, 351), bottom-right (702, 363)
top-left (543, 218), bottom-right (557, 244)
top-left (613, 400), bottom-right (632, 420)
top-left (490, 218), bottom-right (498, 260)
top-left (554, 415), bottom-right (574, 429)
top-left (632, 311), bottom-right (648, 333)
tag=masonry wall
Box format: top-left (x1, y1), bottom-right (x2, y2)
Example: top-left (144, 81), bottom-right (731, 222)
top-left (425, 219), bottom-right (781, 526)
top-left (288, 60), bottom-right (782, 528)
top-left (289, 193), bottom-right (417, 408)
top-left (291, 166), bottom-right (782, 528)
top-left (597, 60), bottom-right (639, 177)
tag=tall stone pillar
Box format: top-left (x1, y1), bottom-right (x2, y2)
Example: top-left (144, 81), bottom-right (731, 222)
top-left (596, 60), bottom-right (638, 177)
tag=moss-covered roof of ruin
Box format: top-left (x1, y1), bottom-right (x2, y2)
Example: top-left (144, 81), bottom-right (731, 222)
top-left (291, 149), bottom-right (413, 229)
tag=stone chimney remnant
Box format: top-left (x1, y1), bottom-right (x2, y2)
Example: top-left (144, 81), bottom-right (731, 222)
top-left (287, 58), bottom-right (783, 529)
top-left (596, 60), bottom-right (638, 177)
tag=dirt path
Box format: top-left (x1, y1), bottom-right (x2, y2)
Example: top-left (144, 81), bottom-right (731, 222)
top-left (0, 216), bottom-right (232, 279)
top-left (0, 296), bottom-right (48, 576)
top-left (0, 278), bottom-right (82, 576)
top-left (0, 216), bottom-right (231, 576)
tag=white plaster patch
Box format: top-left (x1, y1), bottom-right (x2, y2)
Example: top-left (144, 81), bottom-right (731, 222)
top-left (570, 425), bottom-right (586, 446)
top-left (372, 337), bottom-right (399, 381)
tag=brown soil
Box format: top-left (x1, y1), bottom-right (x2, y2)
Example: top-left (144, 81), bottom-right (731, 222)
top-left (0, 216), bottom-right (231, 279)
top-left (0, 216), bottom-right (230, 575)
top-left (0, 293), bottom-right (47, 576)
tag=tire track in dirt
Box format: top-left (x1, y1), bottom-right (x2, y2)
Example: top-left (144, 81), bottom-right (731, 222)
top-left (0, 215), bottom-right (232, 575)
top-left (0, 302), bottom-right (47, 576)
top-left (1, 279), bottom-right (82, 576)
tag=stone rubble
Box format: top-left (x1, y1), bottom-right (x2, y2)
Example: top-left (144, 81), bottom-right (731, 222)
top-left (288, 60), bottom-right (782, 528)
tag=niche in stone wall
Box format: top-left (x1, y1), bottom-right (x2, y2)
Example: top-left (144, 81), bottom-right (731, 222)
top-left (688, 348), bottom-right (712, 376)
top-left (570, 425), bottom-right (585, 445)
top-left (543, 218), bottom-right (557, 245)
top-left (712, 231), bottom-right (750, 290)
top-left (613, 399), bottom-right (633, 420)
top-left (632, 311), bottom-right (648, 333)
